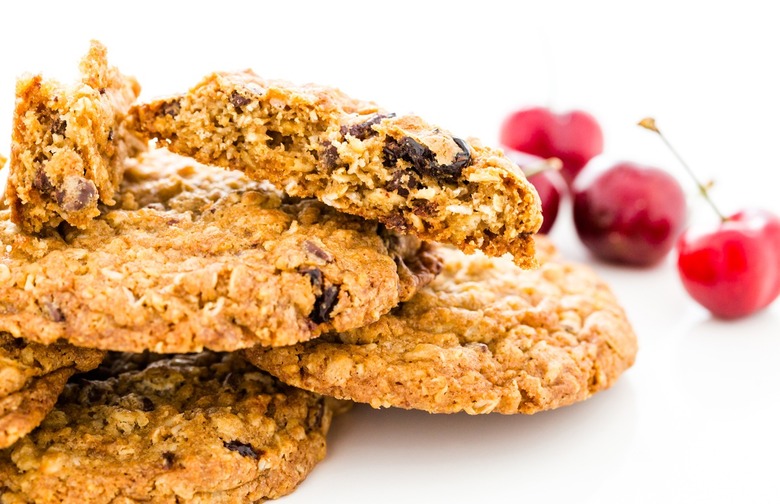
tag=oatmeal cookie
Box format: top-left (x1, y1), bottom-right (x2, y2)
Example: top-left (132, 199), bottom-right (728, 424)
top-left (0, 351), bottom-right (340, 503)
top-left (128, 71), bottom-right (542, 268)
top-left (246, 237), bottom-right (637, 414)
top-left (7, 40), bottom-right (144, 233)
top-left (0, 333), bottom-right (104, 448)
top-left (0, 149), bottom-right (441, 352)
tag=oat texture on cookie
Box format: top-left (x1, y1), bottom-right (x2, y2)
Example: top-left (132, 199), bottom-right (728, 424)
top-left (0, 351), bottom-right (339, 503)
top-left (128, 71), bottom-right (542, 268)
top-left (0, 333), bottom-right (104, 448)
top-left (0, 149), bottom-right (441, 353)
top-left (246, 236), bottom-right (637, 414)
top-left (7, 40), bottom-right (144, 233)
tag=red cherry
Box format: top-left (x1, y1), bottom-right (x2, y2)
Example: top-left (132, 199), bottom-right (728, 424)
top-left (499, 107), bottom-right (604, 185)
top-left (527, 170), bottom-right (565, 234)
top-left (504, 149), bottom-right (566, 234)
top-left (572, 160), bottom-right (687, 266)
top-left (676, 209), bottom-right (780, 319)
top-left (499, 107), bottom-right (554, 157)
top-left (639, 117), bottom-right (780, 318)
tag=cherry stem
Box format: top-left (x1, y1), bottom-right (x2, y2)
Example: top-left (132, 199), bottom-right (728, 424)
top-left (638, 117), bottom-right (727, 222)
top-left (503, 148), bottom-right (563, 178)
top-left (522, 157), bottom-right (563, 178)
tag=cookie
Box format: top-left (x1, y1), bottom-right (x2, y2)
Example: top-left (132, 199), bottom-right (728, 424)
top-left (0, 351), bottom-right (340, 503)
top-left (128, 71), bottom-right (543, 268)
top-left (0, 149), bottom-right (441, 352)
top-left (0, 333), bottom-right (104, 448)
top-left (7, 40), bottom-right (144, 233)
top-left (246, 236), bottom-right (637, 414)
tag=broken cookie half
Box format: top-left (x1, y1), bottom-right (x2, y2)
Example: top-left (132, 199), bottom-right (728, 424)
top-left (7, 40), bottom-right (144, 233)
top-left (128, 71), bottom-right (543, 268)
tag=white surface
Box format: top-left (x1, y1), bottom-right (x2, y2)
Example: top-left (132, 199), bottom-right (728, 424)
top-left (1, 1), bottom-right (779, 502)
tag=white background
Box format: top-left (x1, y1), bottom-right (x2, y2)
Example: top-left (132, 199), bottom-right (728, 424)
top-left (1, 1), bottom-right (779, 502)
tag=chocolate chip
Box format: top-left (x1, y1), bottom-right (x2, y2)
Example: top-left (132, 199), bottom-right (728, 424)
top-left (50, 118), bottom-right (67, 137)
top-left (340, 113), bottom-right (396, 140)
top-left (162, 451), bottom-right (176, 469)
top-left (265, 401), bottom-right (276, 418)
top-left (33, 169), bottom-right (54, 194)
top-left (311, 285), bottom-right (339, 324)
top-left (55, 177), bottom-right (98, 213)
top-left (383, 212), bottom-right (409, 232)
top-left (107, 128), bottom-right (114, 141)
top-left (444, 137), bottom-right (472, 176)
top-left (265, 130), bottom-right (292, 149)
top-left (303, 240), bottom-right (333, 262)
top-left (413, 200), bottom-right (437, 218)
top-left (229, 90), bottom-right (251, 112)
top-left (43, 301), bottom-right (65, 322)
top-left (386, 169), bottom-right (422, 198)
top-left (301, 268), bottom-right (323, 291)
top-left (160, 100), bottom-right (181, 117)
top-left (320, 142), bottom-right (340, 170)
top-left (223, 440), bottom-right (261, 459)
top-left (140, 396), bottom-right (155, 412)
top-left (382, 135), bottom-right (472, 184)
top-left (382, 137), bottom-right (403, 168)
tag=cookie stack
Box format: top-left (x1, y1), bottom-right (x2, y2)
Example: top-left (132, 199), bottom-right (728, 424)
top-left (0, 41), bottom-right (637, 503)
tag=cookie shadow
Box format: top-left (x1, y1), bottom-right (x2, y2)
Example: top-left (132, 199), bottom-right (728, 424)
top-left (303, 376), bottom-right (638, 503)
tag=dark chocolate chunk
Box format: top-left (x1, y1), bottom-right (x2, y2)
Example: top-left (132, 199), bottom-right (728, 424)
top-left (265, 130), bottom-right (292, 149)
top-left (160, 100), bottom-right (181, 117)
top-left (140, 396), bottom-right (155, 412)
top-left (265, 400), bottom-right (277, 418)
top-left (301, 268), bottom-right (324, 291)
top-left (382, 137), bottom-right (403, 168)
top-left (162, 451), bottom-right (176, 469)
top-left (50, 118), bottom-right (67, 137)
top-left (223, 440), bottom-right (261, 459)
top-left (107, 128), bottom-right (114, 141)
top-left (382, 212), bottom-right (410, 233)
top-left (382, 135), bottom-right (472, 184)
top-left (412, 200), bottom-right (437, 219)
top-left (320, 142), bottom-right (340, 170)
top-left (386, 169), bottom-right (422, 198)
top-left (303, 240), bottom-right (333, 262)
top-left (229, 90), bottom-right (251, 111)
top-left (340, 113), bottom-right (396, 140)
top-left (445, 137), bottom-right (472, 174)
top-left (55, 178), bottom-right (98, 212)
top-left (311, 285), bottom-right (340, 324)
top-left (33, 169), bottom-right (54, 195)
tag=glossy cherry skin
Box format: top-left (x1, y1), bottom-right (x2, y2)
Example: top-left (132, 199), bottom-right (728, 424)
top-left (572, 161), bottom-right (687, 266)
top-left (500, 107), bottom-right (604, 185)
top-left (503, 149), bottom-right (566, 234)
top-left (677, 208), bottom-right (780, 319)
top-left (528, 170), bottom-right (566, 234)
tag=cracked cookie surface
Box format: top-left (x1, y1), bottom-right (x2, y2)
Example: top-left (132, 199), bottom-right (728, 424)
top-left (0, 351), bottom-right (339, 503)
top-left (246, 237), bottom-right (637, 414)
top-left (0, 333), bottom-right (104, 449)
top-left (128, 71), bottom-right (542, 268)
top-left (7, 40), bottom-right (144, 233)
top-left (0, 149), bottom-right (441, 352)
